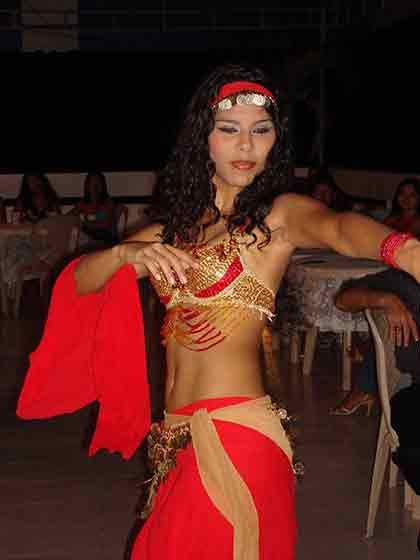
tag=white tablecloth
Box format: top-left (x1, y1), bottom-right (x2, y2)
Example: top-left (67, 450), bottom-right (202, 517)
top-left (278, 251), bottom-right (387, 333)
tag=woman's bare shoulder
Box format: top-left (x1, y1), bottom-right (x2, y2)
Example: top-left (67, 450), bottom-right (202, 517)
top-left (267, 192), bottom-right (320, 229)
top-left (127, 222), bottom-right (164, 243)
top-left (271, 192), bottom-right (322, 211)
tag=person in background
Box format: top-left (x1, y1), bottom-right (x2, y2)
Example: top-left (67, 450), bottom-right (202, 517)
top-left (330, 268), bottom-right (420, 550)
top-left (384, 177), bottom-right (420, 235)
top-left (14, 173), bottom-right (61, 223)
top-left (307, 169), bottom-right (351, 212)
top-left (330, 268), bottom-right (420, 415)
top-left (72, 172), bottom-right (115, 244)
top-left (4, 174), bottom-right (60, 294)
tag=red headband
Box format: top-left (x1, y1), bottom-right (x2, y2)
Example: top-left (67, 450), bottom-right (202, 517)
top-left (211, 80), bottom-right (276, 109)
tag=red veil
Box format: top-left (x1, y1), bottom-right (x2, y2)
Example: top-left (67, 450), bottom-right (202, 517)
top-left (16, 259), bottom-right (151, 459)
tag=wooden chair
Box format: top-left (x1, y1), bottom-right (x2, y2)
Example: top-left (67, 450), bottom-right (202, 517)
top-left (364, 309), bottom-right (420, 538)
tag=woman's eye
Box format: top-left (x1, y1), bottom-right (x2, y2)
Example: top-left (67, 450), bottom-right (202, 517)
top-left (253, 126), bottom-right (272, 135)
top-left (217, 126), bottom-right (238, 134)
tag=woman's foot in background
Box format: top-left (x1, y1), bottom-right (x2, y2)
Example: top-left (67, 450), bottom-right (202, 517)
top-left (329, 389), bottom-right (376, 416)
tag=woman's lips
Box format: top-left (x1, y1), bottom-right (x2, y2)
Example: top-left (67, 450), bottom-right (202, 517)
top-left (231, 161), bottom-right (256, 170)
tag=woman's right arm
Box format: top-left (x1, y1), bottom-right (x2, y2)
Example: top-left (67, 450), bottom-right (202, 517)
top-left (74, 223), bottom-right (198, 295)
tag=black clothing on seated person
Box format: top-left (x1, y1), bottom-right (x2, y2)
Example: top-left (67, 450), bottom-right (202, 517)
top-left (342, 268), bottom-right (420, 383)
top-left (391, 384), bottom-right (420, 494)
top-left (342, 269), bottom-right (420, 494)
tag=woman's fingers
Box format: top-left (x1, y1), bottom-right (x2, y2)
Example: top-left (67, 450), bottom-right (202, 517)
top-left (406, 312), bottom-right (419, 345)
top-left (162, 245), bottom-right (199, 269)
top-left (141, 244), bottom-right (198, 285)
top-left (392, 312), bottom-right (419, 347)
top-left (119, 241), bottom-right (199, 284)
top-left (401, 320), bottom-right (410, 347)
top-left (144, 246), bottom-right (186, 284)
top-left (388, 317), bottom-right (402, 345)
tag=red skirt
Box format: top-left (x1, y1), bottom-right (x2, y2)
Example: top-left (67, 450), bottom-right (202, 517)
top-left (131, 396), bottom-right (296, 559)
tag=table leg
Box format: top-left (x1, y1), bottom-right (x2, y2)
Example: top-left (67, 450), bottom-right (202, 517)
top-left (303, 326), bottom-right (318, 376)
top-left (342, 330), bottom-right (352, 391)
top-left (1, 281), bottom-right (7, 317)
top-left (290, 331), bottom-right (300, 364)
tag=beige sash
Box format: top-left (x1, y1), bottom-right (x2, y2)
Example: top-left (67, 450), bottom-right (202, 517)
top-left (165, 396), bottom-right (293, 560)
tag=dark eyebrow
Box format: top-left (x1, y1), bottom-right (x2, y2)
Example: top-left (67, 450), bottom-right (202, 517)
top-left (214, 119), bottom-right (273, 124)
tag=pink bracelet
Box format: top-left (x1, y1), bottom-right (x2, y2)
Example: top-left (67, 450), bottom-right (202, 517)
top-left (380, 232), bottom-right (415, 268)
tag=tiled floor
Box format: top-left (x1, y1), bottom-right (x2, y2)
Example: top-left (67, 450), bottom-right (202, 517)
top-left (1, 288), bottom-right (419, 559)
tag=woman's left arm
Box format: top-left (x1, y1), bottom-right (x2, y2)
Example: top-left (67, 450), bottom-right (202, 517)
top-left (272, 193), bottom-right (420, 280)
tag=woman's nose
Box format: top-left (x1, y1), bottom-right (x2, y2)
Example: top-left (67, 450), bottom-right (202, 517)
top-left (238, 132), bottom-right (252, 151)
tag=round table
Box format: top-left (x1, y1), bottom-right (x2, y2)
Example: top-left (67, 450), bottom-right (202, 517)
top-left (278, 252), bottom-right (387, 389)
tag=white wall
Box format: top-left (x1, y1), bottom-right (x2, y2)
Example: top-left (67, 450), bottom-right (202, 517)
top-left (0, 171), bottom-right (156, 199)
top-left (296, 167), bottom-right (418, 201)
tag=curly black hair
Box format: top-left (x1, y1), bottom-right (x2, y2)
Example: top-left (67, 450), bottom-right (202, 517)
top-left (147, 63), bottom-right (291, 247)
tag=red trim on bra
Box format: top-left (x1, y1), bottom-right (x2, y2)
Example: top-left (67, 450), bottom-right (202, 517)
top-left (194, 255), bottom-right (243, 298)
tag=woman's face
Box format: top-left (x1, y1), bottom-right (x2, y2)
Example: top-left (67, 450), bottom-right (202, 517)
top-left (311, 183), bottom-right (335, 207)
top-left (208, 103), bottom-right (276, 190)
top-left (86, 176), bottom-right (104, 202)
top-left (397, 184), bottom-right (419, 212)
top-left (27, 175), bottom-right (44, 194)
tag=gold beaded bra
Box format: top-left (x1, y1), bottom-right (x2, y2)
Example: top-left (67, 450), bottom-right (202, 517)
top-left (150, 231), bottom-right (275, 351)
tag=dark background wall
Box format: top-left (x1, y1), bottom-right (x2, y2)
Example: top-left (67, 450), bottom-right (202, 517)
top-left (1, 12), bottom-right (419, 174)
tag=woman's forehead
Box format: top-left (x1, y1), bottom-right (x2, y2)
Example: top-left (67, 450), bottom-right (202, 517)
top-left (214, 103), bottom-right (272, 122)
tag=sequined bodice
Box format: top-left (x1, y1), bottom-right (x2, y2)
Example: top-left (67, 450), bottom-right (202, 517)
top-left (150, 235), bottom-right (275, 351)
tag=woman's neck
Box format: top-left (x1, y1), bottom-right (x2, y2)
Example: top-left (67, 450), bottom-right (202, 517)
top-left (213, 180), bottom-right (240, 217)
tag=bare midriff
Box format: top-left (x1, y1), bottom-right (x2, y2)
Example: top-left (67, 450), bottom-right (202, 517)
top-left (164, 315), bottom-right (266, 412)
top-left (149, 225), bottom-right (295, 412)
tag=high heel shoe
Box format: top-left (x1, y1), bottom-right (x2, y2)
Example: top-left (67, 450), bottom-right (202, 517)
top-left (329, 390), bottom-right (376, 416)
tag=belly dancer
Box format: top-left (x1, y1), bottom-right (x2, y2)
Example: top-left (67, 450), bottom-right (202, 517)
top-left (17, 63), bottom-right (420, 559)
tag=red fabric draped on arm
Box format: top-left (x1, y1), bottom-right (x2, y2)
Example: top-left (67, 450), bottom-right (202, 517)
top-left (16, 258), bottom-right (151, 460)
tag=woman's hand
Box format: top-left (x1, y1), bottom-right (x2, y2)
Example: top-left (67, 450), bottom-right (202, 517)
top-left (116, 241), bottom-right (199, 284)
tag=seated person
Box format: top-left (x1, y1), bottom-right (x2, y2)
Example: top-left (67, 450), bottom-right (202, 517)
top-left (3, 174), bottom-right (61, 291)
top-left (331, 267), bottom-right (420, 511)
top-left (384, 177), bottom-right (420, 236)
top-left (331, 268), bottom-right (420, 416)
top-left (307, 170), bottom-right (351, 212)
top-left (14, 173), bottom-right (61, 223)
top-left (71, 172), bottom-right (115, 243)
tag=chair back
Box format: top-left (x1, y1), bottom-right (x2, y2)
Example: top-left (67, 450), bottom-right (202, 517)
top-left (364, 309), bottom-right (400, 449)
top-left (113, 204), bottom-right (128, 241)
top-left (33, 214), bottom-right (80, 267)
